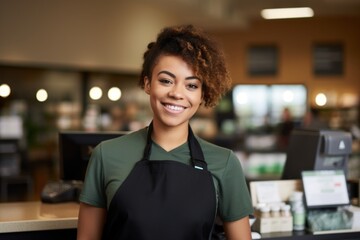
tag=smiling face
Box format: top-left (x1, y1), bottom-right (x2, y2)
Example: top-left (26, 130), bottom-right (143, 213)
top-left (144, 55), bottom-right (203, 131)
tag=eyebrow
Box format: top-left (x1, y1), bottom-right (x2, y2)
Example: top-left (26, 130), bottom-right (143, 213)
top-left (158, 70), bottom-right (200, 81)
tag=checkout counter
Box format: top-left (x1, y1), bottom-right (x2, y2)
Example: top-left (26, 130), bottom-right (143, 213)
top-left (259, 231), bottom-right (360, 240)
top-left (1, 201), bottom-right (360, 240)
top-left (249, 179), bottom-right (360, 240)
top-left (0, 129), bottom-right (359, 239)
top-left (0, 201), bottom-right (78, 240)
top-left (249, 129), bottom-right (360, 239)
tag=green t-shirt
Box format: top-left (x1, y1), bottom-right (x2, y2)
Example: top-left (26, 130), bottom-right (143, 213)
top-left (79, 127), bottom-right (253, 222)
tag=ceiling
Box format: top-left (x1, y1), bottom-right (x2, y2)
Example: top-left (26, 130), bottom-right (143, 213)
top-left (137, 0), bottom-right (360, 29)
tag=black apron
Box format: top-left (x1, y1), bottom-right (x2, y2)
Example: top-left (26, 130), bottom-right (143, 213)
top-left (102, 123), bottom-right (217, 240)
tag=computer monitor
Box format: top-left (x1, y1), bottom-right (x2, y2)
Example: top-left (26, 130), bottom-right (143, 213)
top-left (59, 131), bottom-right (128, 181)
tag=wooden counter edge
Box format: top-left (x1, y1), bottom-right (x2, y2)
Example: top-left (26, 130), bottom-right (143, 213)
top-left (0, 218), bottom-right (78, 233)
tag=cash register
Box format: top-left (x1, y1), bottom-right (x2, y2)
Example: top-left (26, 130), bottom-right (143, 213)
top-left (282, 128), bottom-right (352, 180)
top-left (282, 129), bottom-right (356, 233)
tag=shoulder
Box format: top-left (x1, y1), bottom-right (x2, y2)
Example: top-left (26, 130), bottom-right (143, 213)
top-left (99, 128), bottom-right (148, 151)
top-left (95, 128), bottom-right (147, 159)
top-left (196, 137), bottom-right (239, 172)
top-left (196, 136), bottom-right (244, 176)
top-left (197, 137), bottom-right (233, 160)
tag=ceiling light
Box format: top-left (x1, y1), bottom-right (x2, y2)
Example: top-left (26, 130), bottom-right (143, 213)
top-left (36, 89), bottom-right (48, 102)
top-left (89, 86), bottom-right (103, 100)
top-left (315, 93), bottom-right (327, 106)
top-left (108, 87), bottom-right (122, 101)
top-left (0, 84), bottom-right (11, 97)
top-left (261, 7), bottom-right (314, 20)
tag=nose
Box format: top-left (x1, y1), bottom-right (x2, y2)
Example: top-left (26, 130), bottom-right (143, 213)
top-left (168, 84), bottom-right (184, 99)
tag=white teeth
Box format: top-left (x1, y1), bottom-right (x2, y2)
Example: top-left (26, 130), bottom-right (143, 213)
top-left (166, 104), bottom-right (184, 111)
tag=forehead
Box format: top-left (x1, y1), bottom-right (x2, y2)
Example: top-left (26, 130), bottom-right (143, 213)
top-left (152, 55), bottom-right (194, 75)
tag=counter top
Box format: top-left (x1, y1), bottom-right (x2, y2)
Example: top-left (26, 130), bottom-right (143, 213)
top-left (1, 201), bottom-right (360, 240)
top-left (0, 201), bottom-right (79, 233)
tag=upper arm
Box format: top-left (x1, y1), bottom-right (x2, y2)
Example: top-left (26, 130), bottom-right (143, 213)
top-left (218, 151), bottom-right (253, 221)
top-left (79, 144), bottom-right (107, 208)
top-left (77, 202), bottom-right (107, 240)
top-left (223, 216), bottom-right (251, 240)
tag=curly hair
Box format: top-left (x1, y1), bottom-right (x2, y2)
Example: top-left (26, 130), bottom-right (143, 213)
top-left (139, 25), bottom-right (232, 108)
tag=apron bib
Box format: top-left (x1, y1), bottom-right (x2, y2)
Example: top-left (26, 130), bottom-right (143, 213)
top-left (102, 123), bottom-right (216, 240)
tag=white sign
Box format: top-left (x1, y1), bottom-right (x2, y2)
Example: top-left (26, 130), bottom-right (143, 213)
top-left (256, 181), bottom-right (281, 203)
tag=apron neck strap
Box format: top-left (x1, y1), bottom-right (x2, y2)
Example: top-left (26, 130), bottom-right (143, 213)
top-left (143, 122), bottom-right (207, 170)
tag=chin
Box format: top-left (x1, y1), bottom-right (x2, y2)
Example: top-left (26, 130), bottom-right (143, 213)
top-left (157, 118), bottom-right (189, 129)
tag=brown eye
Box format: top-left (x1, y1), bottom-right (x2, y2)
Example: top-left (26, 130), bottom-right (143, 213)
top-left (159, 78), bottom-right (172, 85)
top-left (188, 84), bottom-right (199, 89)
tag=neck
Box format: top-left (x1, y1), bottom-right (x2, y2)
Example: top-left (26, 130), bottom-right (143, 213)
top-left (151, 121), bottom-right (189, 152)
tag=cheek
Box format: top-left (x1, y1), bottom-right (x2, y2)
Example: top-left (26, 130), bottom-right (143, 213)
top-left (196, 89), bottom-right (203, 102)
top-left (148, 95), bottom-right (158, 113)
top-left (191, 92), bottom-right (203, 107)
top-left (148, 88), bottom-right (165, 108)
top-left (150, 87), bottom-right (165, 99)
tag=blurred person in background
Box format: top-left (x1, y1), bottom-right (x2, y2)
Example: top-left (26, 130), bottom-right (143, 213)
top-left (277, 107), bottom-right (295, 150)
top-left (301, 108), bottom-right (328, 130)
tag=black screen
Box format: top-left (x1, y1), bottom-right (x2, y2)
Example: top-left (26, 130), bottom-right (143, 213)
top-left (59, 131), bottom-right (128, 181)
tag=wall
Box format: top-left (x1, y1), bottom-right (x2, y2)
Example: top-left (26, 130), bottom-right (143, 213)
top-left (0, 0), bottom-right (181, 72)
top-left (211, 17), bottom-right (360, 107)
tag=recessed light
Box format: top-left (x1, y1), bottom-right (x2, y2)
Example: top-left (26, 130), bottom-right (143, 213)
top-left (261, 7), bottom-right (314, 20)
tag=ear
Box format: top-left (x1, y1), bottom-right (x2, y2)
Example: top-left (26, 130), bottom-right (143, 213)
top-left (144, 77), bottom-right (151, 95)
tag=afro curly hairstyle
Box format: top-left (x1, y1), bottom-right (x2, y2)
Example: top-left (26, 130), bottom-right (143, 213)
top-left (139, 25), bottom-right (232, 108)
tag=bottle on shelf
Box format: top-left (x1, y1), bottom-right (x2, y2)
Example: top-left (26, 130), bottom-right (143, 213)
top-left (289, 191), bottom-right (306, 231)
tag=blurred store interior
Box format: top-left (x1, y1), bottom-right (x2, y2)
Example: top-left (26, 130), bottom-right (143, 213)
top-left (0, 0), bottom-right (360, 202)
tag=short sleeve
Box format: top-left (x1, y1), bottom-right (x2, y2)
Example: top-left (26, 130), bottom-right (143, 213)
top-left (79, 144), bottom-right (107, 208)
top-left (218, 151), bottom-right (253, 222)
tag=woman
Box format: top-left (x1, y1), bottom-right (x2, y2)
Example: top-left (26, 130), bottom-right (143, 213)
top-left (78, 25), bottom-right (253, 240)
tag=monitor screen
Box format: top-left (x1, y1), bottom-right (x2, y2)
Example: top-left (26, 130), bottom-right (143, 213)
top-left (301, 170), bottom-right (350, 209)
top-left (59, 131), bottom-right (128, 181)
